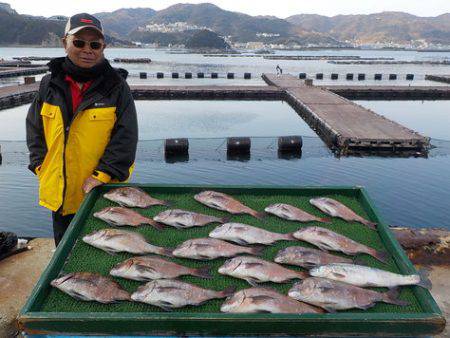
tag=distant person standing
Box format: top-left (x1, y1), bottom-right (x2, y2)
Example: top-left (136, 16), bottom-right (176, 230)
top-left (276, 64), bottom-right (283, 76)
top-left (26, 13), bottom-right (138, 245)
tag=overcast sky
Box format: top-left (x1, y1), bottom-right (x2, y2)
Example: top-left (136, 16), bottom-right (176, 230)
top-left (6, 0), bottom-right (450, 18)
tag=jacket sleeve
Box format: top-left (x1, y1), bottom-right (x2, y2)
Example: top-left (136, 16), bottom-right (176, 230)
top-left (26, 92), bottom-right (47, 174)
top-left (95, 81), bottom-right (138, 182)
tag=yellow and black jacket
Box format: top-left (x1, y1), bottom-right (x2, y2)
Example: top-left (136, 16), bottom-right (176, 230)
top-left (26, 57), bottom-right (138, 215)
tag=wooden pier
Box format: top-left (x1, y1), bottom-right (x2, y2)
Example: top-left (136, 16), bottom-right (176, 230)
top-left (263, 74), bottom-right (430, 153)
top-left (0, 66), bottom-right (48, 79)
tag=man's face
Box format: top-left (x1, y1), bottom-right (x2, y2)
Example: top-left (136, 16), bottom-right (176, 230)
top-left (63, 29), bottom-right (105, 68)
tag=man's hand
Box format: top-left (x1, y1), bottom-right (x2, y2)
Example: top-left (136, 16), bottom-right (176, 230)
top-left (82, 176), bottom-right (103, 194)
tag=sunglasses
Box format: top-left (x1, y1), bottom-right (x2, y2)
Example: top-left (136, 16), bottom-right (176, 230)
top-left (72, 39), bottom-right (104, 50)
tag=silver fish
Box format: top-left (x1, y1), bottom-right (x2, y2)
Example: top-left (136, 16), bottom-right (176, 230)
top-left (221, 287), bottom-right (324, 314)
top-left (194, 191), bottom-right (266, 219)
top-left (93, 206), bottom-right (164, 230)
top-left (288, 277), bottom-right (409, 312)
top-left (103, 187), bottom-right (170, 208)
top-left (82, 228), bottom-right (172, 256)
top-left (50, 272), bottom-right (130, 303)
top-left (172, 238), bottom-right (263, 260)
top-left (110, 256), bottom-right (212, 281)
top-left (265, 203), bottom-right (331, 223)
top-left (131, 279), bottom-right (235, 310)
top-left (310, 197), bottom-right (377, 229)
top-left (293, 226), bottom-right (388, 263)
top-left (153, 209), bottom-right (229, 229)
top-left (218, 256), bottom-right (308, 286)
top-left (209, 222), bottom-right (294, 245)
top-left (310, 263), bottom-right (431, 289)
top-left (274, 246), bottom-right (353, 268)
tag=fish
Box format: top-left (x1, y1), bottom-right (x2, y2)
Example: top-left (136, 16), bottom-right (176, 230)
top-left (288, 277), bottom-right (409, 312)
top-left (50, 272), bottom-right (130, 303)
top-left (265, 203), bottom-right (331, 223)
top-left (172, 238), bottom-right (263, 260)
top-left (153, 209), bottom-right (229, 229)
top-left (209, 223), bottom-right (295, 245)
top-left (293, 226), bottom-right (388, 263)
top-left (221, 287), bottom-right (324, 314)
top-left (82, 228), bottom-right (173, 257)
top-left (194, 191), bottom-right (265, 219)
top-left (131, 279), bottom-right (235, 311)
top-left (218, 256), bottom-right (308, 286)
top-left (103, 187), bottom-right (170, 208)
top-left (110, 256), bottom-right (212, 281)
top-left (310, 197), bottom-right (377, 229)
top-left (309, 263), bottom-right (431, 289)
top-left (93, 206), bottom-right (164, 230)
top-left (274, 246), bottom-right (353, 268)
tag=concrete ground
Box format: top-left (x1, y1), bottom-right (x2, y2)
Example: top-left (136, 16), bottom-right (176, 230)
top-left (0, 238), bottom-right (448, 337)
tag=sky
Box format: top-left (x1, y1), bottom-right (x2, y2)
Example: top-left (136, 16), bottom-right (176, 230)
top-left (5, 0), bottom-right (450, 18)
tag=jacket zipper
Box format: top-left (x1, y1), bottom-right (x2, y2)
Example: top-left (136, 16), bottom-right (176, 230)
top-left (60, 92), bottom-right (103, 214)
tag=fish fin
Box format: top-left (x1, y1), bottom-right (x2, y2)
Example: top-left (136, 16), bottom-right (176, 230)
top-left (249, 295), bottom-right (276, 304)
top-left (160, 200), bottom-right (172, 207)
top-left (323, 306), bottom-right (337, 313)
top-left (157, 301), bottom-right (174, 312)
top-left (249, 245), bottom-right (265, 256)
top-left (384, 287), bottom-right (410, 307)
top-left (220, 216), bottom-right (231, 224)
top-left (331, 272), bottom-right (346, 278)
top-left (358, 303), bottom-right (376, 311)
top-left (245, 278), bottom-right (260, 287)
top-left (319, 217), bottom-right (332, 224)
top-left (372, 250), bottom-right (390, 264)
top-left (193, 266), bottom-right (213, 279)
top-left (417, 268), bottom-right (433, 290)
top-left (135, 264), bottom-right (157, 274)
top-left (243, 262), bottom-right (265, 269)
top-left (318, 286), bottom-right (334, 293)
top-left (252, 211), bottom-right (267, 220)
top-left (232, 237), bottom-right (251, 246)
top-left (104, 248), bottom-right (117, 256)
top-left (197, 254), bottom-right (214, 260)
top-left (220, 286), bottom-right (237, 298)
top-left (284, 232), bottom-right (297, 241)
top-left (296, 271), bottom-right (309, 279)
top-left (352, 256), bottom-right (368, 266)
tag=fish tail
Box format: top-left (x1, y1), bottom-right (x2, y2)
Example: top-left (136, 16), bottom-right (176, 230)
top-left (371, 249), bottom-right (390, 264)
top-left (219, 216), bottom-right (231, 224)
top-left (160, 199), bottom-right (172, 207)
top-left (250, 210), bottom-right (267, 220)
top-left (318, 217), bottom-right (332, 224)
top-left (148, 219), bottom-right (166, 230)
top-left (362, 219), bottom-right (377, 230)
top-left (159, 247), bottom-right (174, 257)
top-left (219, 286), bottom-right (236, 298)
top-left (248, 245), bottom-right (265, 256)
top-left (296, 270), bottom-right (309, 279)
top-left (283, 232), bottom-right (297, 241)
top-left (383, 287), bottom-right (409, 306)
top-left (193, 266), bottom-right (213, 279)
top-left (417, 268), bottom-right (433, 289)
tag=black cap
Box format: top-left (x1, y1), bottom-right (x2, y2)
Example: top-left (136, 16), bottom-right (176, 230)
top-left (64, 13), bottom-right (104, 37)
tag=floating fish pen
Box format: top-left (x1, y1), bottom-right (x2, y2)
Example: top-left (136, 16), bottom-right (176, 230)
top-left (425, 75), bottom-right (450, 84)
top-left (18, 185), bottom-right (445, 336)
top-left (0, 66), bottom-right (48, 79)
top-left (113, 58), bottom-right (152, 63)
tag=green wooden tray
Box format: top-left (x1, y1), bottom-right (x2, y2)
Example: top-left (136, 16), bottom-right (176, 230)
top-left (19, 185), bottom-right (445, 336)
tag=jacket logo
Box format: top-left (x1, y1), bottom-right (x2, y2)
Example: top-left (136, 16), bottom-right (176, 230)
top-left (94, 102), bottom-right (106, 107)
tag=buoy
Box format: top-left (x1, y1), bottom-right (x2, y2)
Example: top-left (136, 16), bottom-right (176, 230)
top-left (164, 138), bottom-right (189, 160)
top-left (406, 74), bottom-right (414, 80)
top-left (299, 73), bottom-right (307, 79)
top-left (374, 74), bottom-right (382, 80)
top-left (358, 73), bottom-right (366, 81)
top-left (316, 73), bottom-right (323, 80)
top-left (211, 72), bottom-right (218, 79)
top-left (331, 73), bottom-right (339, 80)
top-left (346, 73), bottom-right (354, 80)
top-left (156, 72), bottom-right (164, 79)
top-left (244, 73), bottom-right (251, 79)
top-left (389, 74), bottom-right (397, 80)
top-left (227, 137), bottom-right (251, 154)
top-left (227, 73), bottom-right (235, 79)
top-left (172, 72), bottom-right (179, 79)
top-left (278, 136), bottom-right (303, 152)
top-left (197, 72), bottom-right (205, 78)
top-left (185, 72), bottom-right (192, 79)
top-left (139, 72), bottom-right (147, 79)
top-left (0, 145), bottom-right (2, 165)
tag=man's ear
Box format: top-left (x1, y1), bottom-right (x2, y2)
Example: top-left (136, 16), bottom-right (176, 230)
top-left (62, 37), bottom-right (67, 50)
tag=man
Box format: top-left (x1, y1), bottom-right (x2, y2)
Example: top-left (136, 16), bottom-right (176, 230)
top-left (26, 13), bottom-right (138, 245)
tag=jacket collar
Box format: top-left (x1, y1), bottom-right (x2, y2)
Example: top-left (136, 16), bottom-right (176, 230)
top-left (47, 57), bottom-right (128, 96)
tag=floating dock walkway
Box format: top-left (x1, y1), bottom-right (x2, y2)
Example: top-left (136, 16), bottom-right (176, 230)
top-left (0, 66), bottom-right (48, 79)
top-left (425, 75), bottom-right (450, 84)
top-left (263, 74), bottom-right (430, 153)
